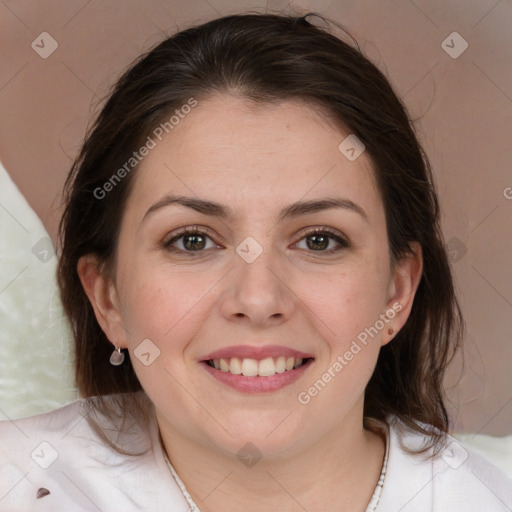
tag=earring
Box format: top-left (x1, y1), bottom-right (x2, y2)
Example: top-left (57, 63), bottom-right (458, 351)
top-left (109, 346), bottom-right (125, 366)
top-left (388, 328), bottom-right (394, 336)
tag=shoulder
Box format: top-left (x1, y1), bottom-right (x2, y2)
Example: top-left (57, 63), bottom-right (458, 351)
top-left (0, 392), bottom-right (189, 511)
top-left (0, 392), bottom-right (145, 455)
top-left (378, 415), bottom-right (512, 512)
top-left (1, 396), bottom-right (87, 439)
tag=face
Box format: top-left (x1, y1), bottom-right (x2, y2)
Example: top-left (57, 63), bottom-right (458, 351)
top-left (81, 94), bottom-right (421, 458)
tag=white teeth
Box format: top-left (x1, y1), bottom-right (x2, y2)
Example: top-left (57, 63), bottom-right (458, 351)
top-left (209, 356), bottom-right (308, 376)
top-left (220, 358), bottom-right (230, 372)
top-left (229, 357), bottom-right (242, 375)
top-left (241, 358), bottom-right (258, 377)
top-left (275, 356), bottom-right (286, 374)
top-left (258, 357), bottom-right (276, 377)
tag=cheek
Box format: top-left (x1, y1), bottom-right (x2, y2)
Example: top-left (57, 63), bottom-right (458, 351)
top-left (115, 265), bottom-right (214, 395)
top-left (302, 261), bottom-right (389, 341)
top-left (116, 261), bottom-right (222, 351)
top-left (295, 269), bottom-right (386, 414)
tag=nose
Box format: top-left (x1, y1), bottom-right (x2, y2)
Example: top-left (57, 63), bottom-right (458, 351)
top-left (219, 247), bottom-right (295, 327)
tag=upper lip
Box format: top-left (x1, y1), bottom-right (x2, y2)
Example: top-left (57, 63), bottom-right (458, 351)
top-left (200, 345), bottom-right (314, 361)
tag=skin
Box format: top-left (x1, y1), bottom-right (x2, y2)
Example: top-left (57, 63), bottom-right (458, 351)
top-left (79, 94), bottom-right (422, 511)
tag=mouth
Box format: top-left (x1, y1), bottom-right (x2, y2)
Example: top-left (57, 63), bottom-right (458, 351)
top-left (199, 346), bottom-right (315, 393)
top-left (204, 356), bottom-right (313, 377)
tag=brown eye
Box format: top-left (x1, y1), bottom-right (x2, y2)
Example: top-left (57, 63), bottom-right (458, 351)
top-left (296, 228), bottom-right (349, 254)
top-left (164, 228), bottom-right (219, 253)
top-left (306, 233), bottom-right (330, 251)
top-left (181, 232), bottom-right (207, 251)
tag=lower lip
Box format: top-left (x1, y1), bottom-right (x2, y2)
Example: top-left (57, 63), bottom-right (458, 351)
top-left (201, 360), bottom-right (313, 393)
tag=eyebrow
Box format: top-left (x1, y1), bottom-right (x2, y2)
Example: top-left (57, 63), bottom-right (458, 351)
top-left (141, 194), bottom-right (369, 225)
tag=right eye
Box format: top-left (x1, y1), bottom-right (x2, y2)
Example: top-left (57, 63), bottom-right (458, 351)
top-left (164, 227), bottom-right (222, 254)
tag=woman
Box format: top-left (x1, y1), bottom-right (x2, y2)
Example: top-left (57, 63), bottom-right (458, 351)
top-left (1, 12), bottom-right (511, 511)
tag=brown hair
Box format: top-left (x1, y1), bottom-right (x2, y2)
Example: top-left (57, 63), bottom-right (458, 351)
top-left (58, 11), bottom-right (463, 457)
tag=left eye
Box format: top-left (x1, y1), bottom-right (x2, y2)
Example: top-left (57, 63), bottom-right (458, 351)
top-left (295, 229), bottom-right (348, 253)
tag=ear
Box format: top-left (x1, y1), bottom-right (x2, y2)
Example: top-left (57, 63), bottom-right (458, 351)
top-left (382, 241), bottom-right (423, 346)
top-left (77, 254), bottom-right (128, 349)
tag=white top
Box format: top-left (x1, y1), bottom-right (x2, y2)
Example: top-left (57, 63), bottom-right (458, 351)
top-left (1, 391), bottom-right (511, 511)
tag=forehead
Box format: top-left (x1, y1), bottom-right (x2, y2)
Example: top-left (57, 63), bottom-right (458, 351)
top-left (128, 94), bottom-right (382, 220)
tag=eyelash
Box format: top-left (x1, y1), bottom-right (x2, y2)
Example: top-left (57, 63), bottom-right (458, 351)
top-left (163, 226), bottom-right (349, 256)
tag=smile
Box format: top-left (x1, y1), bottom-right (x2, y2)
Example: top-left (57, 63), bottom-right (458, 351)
top-left (200, 345), bottom-right (315, 392)
top-left (206, 356), bottom-right (310, 377)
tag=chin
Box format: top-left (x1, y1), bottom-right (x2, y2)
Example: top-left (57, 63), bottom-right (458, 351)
top-left (205, 415), bottom-right (311, 461)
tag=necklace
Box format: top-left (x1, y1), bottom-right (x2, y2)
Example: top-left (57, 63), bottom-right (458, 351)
top-left (162, 424), bottom-right (389, 512)
top-left (365, 424), bottom-right (389, 512)
top-left (163, 456), bottom-right (201, 511)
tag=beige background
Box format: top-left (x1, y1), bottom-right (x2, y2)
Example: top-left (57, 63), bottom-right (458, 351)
top-left (0, 0), bottom-right (511, 434)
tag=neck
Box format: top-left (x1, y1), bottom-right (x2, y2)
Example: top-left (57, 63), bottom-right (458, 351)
top-left (157, 404), bottom-right (387, 512)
